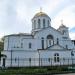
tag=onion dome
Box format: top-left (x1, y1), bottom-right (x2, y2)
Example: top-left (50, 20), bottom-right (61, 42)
top-left (32, 10), bottom-right (51, 34)
top-left (33, 11), bottom-right (50, 19)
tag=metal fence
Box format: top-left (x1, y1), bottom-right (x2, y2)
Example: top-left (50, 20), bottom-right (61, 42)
top-left (3, 58), bottom-right (75, 67)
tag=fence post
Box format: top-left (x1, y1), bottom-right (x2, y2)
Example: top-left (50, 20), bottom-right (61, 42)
top-left (18, 57), bottom-right (19, 67)
top-left (48, 58), bottom-right (50, 66)
top-left (68, 58), bottom-right (69, 66)
top-left (60, 58), bottom-right (61, 66)
top-left (38, 51), bottom-right (40, 67)
top-left (34, 58), bottom-right (35, 66)
top-left (51, 58), bottom-right (52, 66)
top-left (63, 58), bottom-right (64, 66)
top-left (29, 58), bottom-right (31, 67)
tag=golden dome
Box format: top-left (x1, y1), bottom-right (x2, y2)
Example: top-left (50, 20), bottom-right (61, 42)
top-left (33, 12), bottom-right (50, 18)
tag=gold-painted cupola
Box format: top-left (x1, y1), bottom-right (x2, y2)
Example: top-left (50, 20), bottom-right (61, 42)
top-left (32, 11), bottom-right (51, 33)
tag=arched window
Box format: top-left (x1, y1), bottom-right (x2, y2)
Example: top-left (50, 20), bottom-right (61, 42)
top-left (41, 37), bottom-right (44, 49)
top-left (29, 43), bottom-right (32, 49)
top-left (49, 40), bottom-right (51, 45)
top-left (57, 38), bottom-right (59, 44)
top-left (34, 20), bottom-right (36, 29)
top-left (48, 20), bottom-right (50, 27)
top-left (63, 30), bottom-right (66, 34)
top-left (47, 35), bottom-right (53, 39)
top-left (43, 19), bottom-right (45, 28)
top-left (54, 53), bottom-right (59, 62)
top-left (66, 45), bottom-right (68, 49)
top-left (21, 43), bottom-right (23, 48)
top-left (38, 19), bottom-right (41, 28)
top-left (47, 35), bottom-right (54, 47)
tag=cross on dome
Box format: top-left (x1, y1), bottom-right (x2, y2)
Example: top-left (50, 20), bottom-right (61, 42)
top-left (40, 7), bottom-right (42, 12)
top-left (61, 20), bottom-right (63, 25)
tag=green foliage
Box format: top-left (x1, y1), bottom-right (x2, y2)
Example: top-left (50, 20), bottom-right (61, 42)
top-left (0, 66), bottom-right (73, 75)
top-left (0, 37), bottom-right (4, 51)
top-left (0, 41), bottom-right (4, 51)
top-left (0, 67), bottom-right (48, 75)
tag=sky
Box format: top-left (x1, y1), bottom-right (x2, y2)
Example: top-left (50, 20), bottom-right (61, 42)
top-left (0, 0), bottom-right (75, 39)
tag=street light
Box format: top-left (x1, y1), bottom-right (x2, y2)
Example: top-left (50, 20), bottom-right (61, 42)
top-left (11, 50), bottom-right (13, 67)
top-left (71, 51), bottom-right (74, 68)
top-left (38, 50), bottom-right (40, 67)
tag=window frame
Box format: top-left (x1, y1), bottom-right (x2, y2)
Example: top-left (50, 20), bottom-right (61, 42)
top-left (29, 43), bottom-right (32, 49)
top-left (38, 19), bottom-right (41, 28)
top-left (43, 19), bottom-right (45, 28)
top-left (48, 20), bottom-right (50, 26)
top-left (41, 37), bottom-right (44, 49)
top-left (54, 53), bottom-right (60, 63)
top-left (34, 20), bottom-right (36, 29)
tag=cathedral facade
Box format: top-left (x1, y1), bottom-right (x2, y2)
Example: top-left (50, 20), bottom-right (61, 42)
top-left (0, 11), bottom-right (75, 67)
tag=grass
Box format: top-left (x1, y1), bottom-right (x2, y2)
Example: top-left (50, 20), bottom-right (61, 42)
top-left (0, 67), bottom-right (49, 75)
top-left (0, 66), bottom-right (74, 75)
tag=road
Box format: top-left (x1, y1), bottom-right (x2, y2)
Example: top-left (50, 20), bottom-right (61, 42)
top-left (57, 73), bottom-right (75, 75)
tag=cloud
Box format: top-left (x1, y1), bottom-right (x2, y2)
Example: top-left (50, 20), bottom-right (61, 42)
top-left (51, 5), bottom-right (75, 29)
top-left (70, 27), bottom-right (75, 32)
top-left (0, 0), bottom-right (75, 40)
top-left (16, 0), bottom-right (64, 33)
top-left (51, 4), bottom-right (75, 39)
top-left (69, 27), bottom-right (75, 40)
top-left (69, 32), bottom-right (75, 40)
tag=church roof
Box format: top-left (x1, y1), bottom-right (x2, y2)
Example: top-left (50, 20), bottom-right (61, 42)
top-left (33, 26), bottom-right (63, 35)
top-left (46, 44), bottom-right (65, 50)
top-left (58, 24), bottom-right (68, 29)
top-left (33, 11), bottom-right (50, 19)
top-left (4, 33), bottom-right (33, 37)
top-left (34, 12), bottom-right (47, 16)
top-left (38, 44), bottom-right (71, 51)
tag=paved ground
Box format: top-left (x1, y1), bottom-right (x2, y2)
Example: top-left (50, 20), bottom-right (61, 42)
top-left (57, 73), bottom-right (75, 75)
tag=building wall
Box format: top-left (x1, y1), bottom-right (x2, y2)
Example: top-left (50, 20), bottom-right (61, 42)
top-left (39, 50), bottom-right (72, 66)
top-left (4, 27), bottom-right (74, 51)
top-left (2, 11), bottom-right (75, 67)
top-left (1, 49), bottom-right (75, 67)
top-left (34, 27), bottom-right (74, 49)
top-left (1, 50), bottom-right (39, 67)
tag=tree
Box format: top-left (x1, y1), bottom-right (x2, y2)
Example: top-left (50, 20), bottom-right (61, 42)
top-left (0, 41), bottom-right (4, 51)
top-left (0, 37), bottom-right (4, 51)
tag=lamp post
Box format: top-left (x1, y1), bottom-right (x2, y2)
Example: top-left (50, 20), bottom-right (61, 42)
top-left (71, 51), bottom-right (74, 68)
top-left (11, 50), bottom-right (13, 67)
top-left (38, 50), bottom-right (40, 67)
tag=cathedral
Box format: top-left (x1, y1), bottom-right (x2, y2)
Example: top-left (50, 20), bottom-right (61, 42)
top-left (0, 10), bottom-right (75, 67)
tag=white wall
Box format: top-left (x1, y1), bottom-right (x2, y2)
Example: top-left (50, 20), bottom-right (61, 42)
top-left (1, 49), bottom-right (75, 67)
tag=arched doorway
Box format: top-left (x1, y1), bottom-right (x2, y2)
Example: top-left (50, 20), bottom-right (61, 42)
top-left (2, 54), bottom-right (7, 67)
top-left (3, 58), bottom-right (5, 67)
